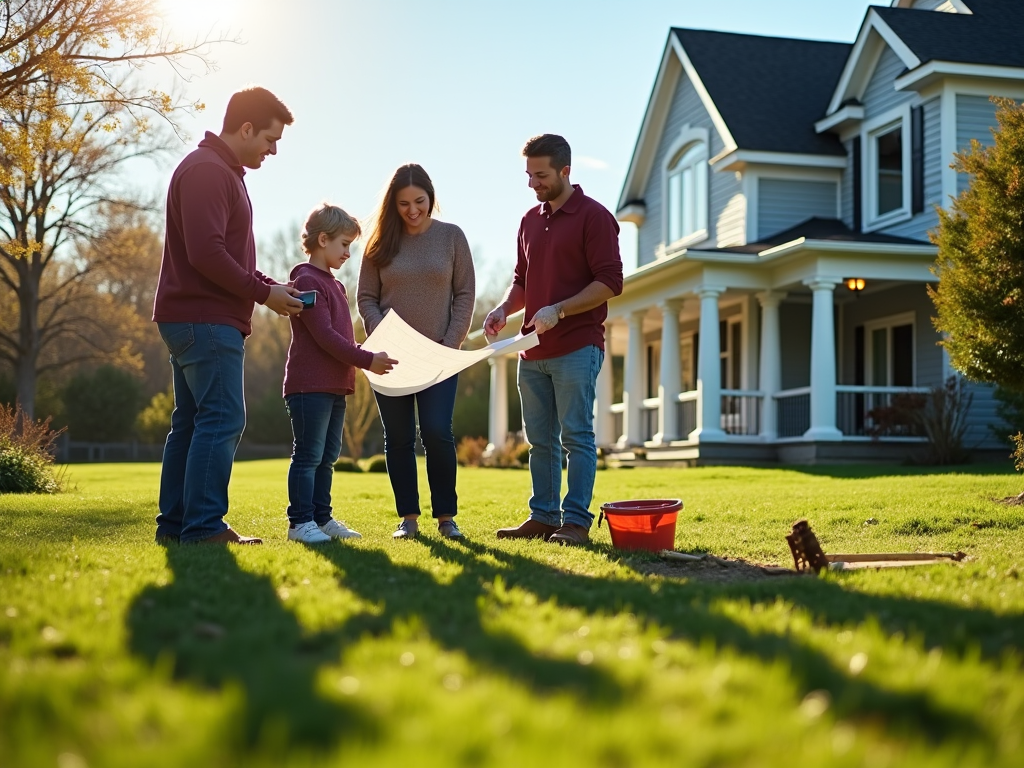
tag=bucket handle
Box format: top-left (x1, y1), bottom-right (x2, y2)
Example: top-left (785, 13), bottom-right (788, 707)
top-left (598, 511), bottom-right (604, 528)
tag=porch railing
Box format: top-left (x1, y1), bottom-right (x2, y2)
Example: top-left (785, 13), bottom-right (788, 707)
top-left (721, 389), bottom-right (762, 436)
top-left (775, 387), bottom-right (811, 438)
top-left (610, 402), bottom-right (624, 443)
top-left (677, 390), bottom-right (699, 439)
top-left (836, 385), bottom-right (930, 438)
top-left (642, 398), bottom-right (660, 443)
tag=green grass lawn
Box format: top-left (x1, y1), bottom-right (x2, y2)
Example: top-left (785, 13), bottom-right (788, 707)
top-left (2, 461), bottom-right (1024, 768)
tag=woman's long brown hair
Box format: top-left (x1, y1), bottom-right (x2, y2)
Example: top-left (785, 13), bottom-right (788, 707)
top-left (363, 164), bottom-right (438, 268)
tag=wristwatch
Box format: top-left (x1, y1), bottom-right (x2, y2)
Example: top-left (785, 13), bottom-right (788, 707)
top-left (557, 304), bottom-right (566, 320)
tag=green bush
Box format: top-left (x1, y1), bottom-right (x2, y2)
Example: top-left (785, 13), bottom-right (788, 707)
top-left (63, 365), bottom-right (144, 442)
top-left (334, 456), bottom-right (362, 473)
top-left (136, 387), bottom-right (174, 444)
top-left (364, 454), bottom-right (388, 473)
top-left (0, 404), bottom-right (63, 494)
top-left (244, 390), bottom-right (292, 445)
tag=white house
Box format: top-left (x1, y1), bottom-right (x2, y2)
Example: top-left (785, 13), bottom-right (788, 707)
top-left (486, 0), bottom-right (1024, 464)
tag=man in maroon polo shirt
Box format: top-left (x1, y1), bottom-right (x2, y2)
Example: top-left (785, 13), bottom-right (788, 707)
top-left (484, 134), bottom-right (623, 546)
top-left (152, 87), bottom-right (304, 545)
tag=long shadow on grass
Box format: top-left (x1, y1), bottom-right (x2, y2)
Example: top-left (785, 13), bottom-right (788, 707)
top-left (782, 464), bottom-right (1015, 480)
top-left (415, 537), bottom-right (1000, 745)
top-left (308, 542), bottom-right (623, 702)
top-left (126, 544), bottom-right (378, 756)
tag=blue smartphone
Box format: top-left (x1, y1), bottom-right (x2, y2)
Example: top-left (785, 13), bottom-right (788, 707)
top-left (297, 290), bottom-right (317, 308)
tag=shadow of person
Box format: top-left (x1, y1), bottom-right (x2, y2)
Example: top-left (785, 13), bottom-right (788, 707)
top-left (307, 541), bottom-right (625, 704)
top-left (424, 537), bottom-right (1007, 745)
top-left (126, 543), bottom-right (378, 756)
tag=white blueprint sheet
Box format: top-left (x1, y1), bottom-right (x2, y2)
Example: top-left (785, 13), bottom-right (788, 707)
top-left (360, 310), bottom-right (539, 396)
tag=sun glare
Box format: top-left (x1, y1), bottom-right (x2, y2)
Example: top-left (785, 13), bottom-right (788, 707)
top-left (160, 0), bottom-right (239, 33)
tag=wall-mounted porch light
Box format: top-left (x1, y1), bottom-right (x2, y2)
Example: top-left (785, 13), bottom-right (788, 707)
top-left (845, 278), bottom-right (865, 292)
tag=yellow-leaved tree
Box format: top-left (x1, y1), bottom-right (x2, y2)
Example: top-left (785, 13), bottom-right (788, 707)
top-left (0, 0), bottom-right (223, 418)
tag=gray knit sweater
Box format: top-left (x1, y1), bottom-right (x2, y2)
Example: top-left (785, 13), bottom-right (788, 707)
top-left (357, 219), bottom-right (476, 348)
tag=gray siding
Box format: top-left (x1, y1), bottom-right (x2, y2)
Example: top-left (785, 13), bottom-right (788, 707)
top-left (964, 381), bottom-right (1004, 449)
top-left (956, 95), bottom-right (999, 195)
top-left (838, 284), bottom-right (943, 387)
top-left (757, 179), bottom-right (837, 240)
top-left (863, 46), bottom-right (914, 120)
top-left (779, 302), bottom-right (812, 390)
top-left (840, 138), bottom-right (855, 229)
top-left (880, 96), bottom-right (942, 240)
top-left (636, 68), bottom-right (744, 267)
top-left (911, 0), bottom-right (947, 9)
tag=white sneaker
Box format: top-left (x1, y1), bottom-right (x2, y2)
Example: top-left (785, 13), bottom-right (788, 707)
top-left (319, 518), bottom-right (362, 540)
top-left (288, 520), bottom-right (332, 543)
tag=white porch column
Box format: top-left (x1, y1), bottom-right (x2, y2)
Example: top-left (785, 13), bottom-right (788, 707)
top-left (486, 356), bottom-right (509, 451)
top-left (694, 286), bottom-right (726, 441)
top-left (619, 309), bottom-right (646, 447)
top-left (594, 322), bottom-right (615, 447)
top-left (653, 299), bottom-right (683, 444)
top-left (757, 291), bottom-right (786, 441)
top-left (804, 277), bottom-right (843, 441)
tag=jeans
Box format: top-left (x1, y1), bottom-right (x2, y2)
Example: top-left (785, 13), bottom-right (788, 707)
top-left (156, 323), bottom-right (246, 543)
top-left (518, 344), bottom-right (603, 529)
top-left (374, 374), bottom-right (459, 519)
top-left (285, 393), bottom-right (347, 526)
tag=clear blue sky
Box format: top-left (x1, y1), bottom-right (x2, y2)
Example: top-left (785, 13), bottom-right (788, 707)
top-left (147, 0), bottom-right (877, 289)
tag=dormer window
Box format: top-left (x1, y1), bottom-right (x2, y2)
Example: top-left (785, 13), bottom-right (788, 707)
top-left (665, 142), bottom-right (708, 246)
top-left (863, 105), bottom-right (913, 231)
top-left (876, 125), bottom-right (903, 215)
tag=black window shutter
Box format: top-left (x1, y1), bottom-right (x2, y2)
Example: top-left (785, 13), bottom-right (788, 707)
top-left (911, 105), bottom-right (924, 215)
top-left (852, 136), bottom-right (862, 232)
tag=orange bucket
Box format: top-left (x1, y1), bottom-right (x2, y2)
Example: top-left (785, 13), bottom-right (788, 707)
top-left (598, 499), bottom-right (683, 552)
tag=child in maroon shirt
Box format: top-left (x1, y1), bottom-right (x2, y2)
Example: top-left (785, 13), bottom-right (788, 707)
top-left (283, 204), bottom-right (396, 543)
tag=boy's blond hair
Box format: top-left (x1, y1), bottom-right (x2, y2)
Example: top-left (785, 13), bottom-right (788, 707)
top-left (301, 203), bottom-right (361, 255)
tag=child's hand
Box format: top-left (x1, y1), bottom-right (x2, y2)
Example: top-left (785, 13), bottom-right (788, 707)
top-left (369, 351), bottom-right (398, 375)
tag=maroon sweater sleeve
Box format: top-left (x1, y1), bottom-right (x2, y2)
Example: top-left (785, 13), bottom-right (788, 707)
top-left (584, 207), bottom-right (624, 296)
top-left (513, 217), bottom-right (528, 289)
top-left (294, 274), bottom-right (375, 369)
top-left (177, 164), bottom-right (272, 304)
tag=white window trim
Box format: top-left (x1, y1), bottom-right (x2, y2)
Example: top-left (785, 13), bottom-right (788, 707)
top-left (861, 104), bottom-right (913, 232)
top-left (661, 125), bottom-right (710, 252)
top-left (865, 310), bottom-right (916, 386)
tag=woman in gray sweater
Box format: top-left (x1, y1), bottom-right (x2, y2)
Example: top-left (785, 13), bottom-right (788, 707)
top-left (358, 164), bottom-right (476, 539)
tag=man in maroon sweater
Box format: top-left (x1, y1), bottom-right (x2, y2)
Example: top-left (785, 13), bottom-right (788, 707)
top-left (152, 87), bottom-right (303, 545)
top-left (485, 134), bottom-right (623, 546)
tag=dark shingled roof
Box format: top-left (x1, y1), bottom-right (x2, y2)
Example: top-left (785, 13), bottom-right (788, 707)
top-left (874, 0), bottom-right (1024, 69)
top-left (672, 29), bottom-right (850, 156)
top-left (701, 217), bottom-right (930, 254)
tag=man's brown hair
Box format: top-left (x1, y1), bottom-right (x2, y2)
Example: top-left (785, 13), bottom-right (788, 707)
top-left (222, 86), bottom-right (294, 134)
top-left (522, 134), bottom-right (571, 172)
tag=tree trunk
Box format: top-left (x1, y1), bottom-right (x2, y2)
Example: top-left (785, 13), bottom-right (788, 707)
top-left (15, 265), bottom-right (40, 421)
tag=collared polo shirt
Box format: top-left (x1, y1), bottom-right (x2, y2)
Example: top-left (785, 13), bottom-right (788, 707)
top-left (513, 185), bottom-right (623, 360)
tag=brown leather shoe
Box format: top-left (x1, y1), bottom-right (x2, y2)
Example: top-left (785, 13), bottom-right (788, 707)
top-left (548, 523), bottom-right (589, 546)
top-left (496, 519), bottom-right (559, 540)
top-left (195, 528), bottom-right (263, 545)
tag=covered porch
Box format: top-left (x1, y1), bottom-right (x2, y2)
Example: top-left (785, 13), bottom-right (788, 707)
top-left (485, 231), bottom-right (943, 465)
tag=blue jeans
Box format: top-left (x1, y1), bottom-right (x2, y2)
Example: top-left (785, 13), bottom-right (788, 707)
top-left (518, 345), bottom-right (603, 529)
top-left (156, 323), bottom-right (246, 543)
top-left (374, 374), bottom-right (458, 519)
top-left (285, 393), bottom-right (346, 526)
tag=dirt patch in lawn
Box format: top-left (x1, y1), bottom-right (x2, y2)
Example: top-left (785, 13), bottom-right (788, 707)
top-left (632, 554), bottom-right (810, 584)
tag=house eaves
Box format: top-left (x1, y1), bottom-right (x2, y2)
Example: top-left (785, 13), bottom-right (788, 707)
top-left (824, 9), bottom-right (920, 118)
top-left (616, 33), bottom-right (737, 217)
top-left (617, 29), bottom-right (849, 219)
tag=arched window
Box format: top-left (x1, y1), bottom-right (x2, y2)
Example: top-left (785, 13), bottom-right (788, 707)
top-left (666, 142), bottom-right (708, 245)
